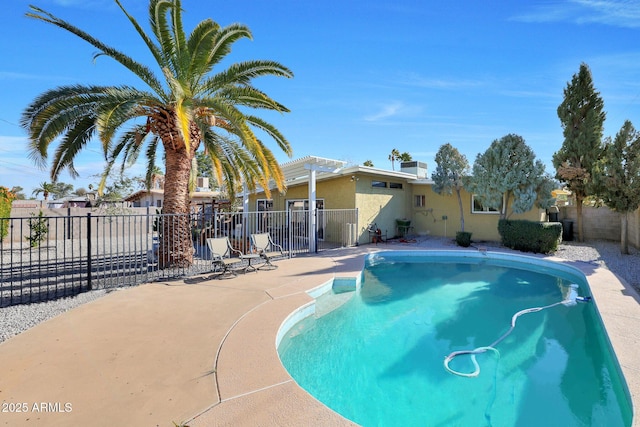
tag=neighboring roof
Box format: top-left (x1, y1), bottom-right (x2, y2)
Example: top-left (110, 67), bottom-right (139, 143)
top-left (189, 190), bottom-right (220, 200)
top-left (124, 188), bottom-right (220, 202)
top-left (125, 189), bottom-right (164, 202)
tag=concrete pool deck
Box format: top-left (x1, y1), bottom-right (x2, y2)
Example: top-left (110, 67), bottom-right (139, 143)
top-left (0, 240), bottom-right (639, 426)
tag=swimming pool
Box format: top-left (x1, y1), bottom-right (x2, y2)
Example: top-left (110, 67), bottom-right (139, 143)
top-left (278, 251), bottom-right (633, 427)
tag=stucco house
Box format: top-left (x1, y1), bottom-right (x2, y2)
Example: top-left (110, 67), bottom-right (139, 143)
top-left (125, 175), bottom-right (220, 208)
top-left (245, 156), bottom-right (546, 245)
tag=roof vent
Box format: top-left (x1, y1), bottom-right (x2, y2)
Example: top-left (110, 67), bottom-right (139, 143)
top-left (400, 161), bottom-right (427, 178)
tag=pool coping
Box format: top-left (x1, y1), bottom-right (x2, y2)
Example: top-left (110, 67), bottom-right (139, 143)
top-left (187, 244), bottom-right (640, 426)
top-left (0, 243), bottom-right (634, 425)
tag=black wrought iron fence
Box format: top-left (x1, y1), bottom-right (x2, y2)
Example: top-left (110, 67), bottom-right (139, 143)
top-left (0, 208), bottom-right (358, 307)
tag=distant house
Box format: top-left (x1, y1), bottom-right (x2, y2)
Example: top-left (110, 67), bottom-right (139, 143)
top-left (47, 194), bottom-right (96, 209)
top-left (125, 175), bottom-right (220, 208)
top-left (244, 156), bottom-right (546, 245)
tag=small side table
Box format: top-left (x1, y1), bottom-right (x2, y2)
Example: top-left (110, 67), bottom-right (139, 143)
top-left (241, 254), bottom-right (262, 272)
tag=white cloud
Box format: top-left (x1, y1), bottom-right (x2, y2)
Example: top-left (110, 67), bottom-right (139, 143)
top-left (50, 0), bottom-right (111, 8)
top-left (364, 102), bottom-right (404, 122)
top-left (513, 0), bottom-right (640, 28)
top-left (0, 136), bottom-right (29, 152)
top-left (400, 73), bottom-right (484, 90)
top-left (499, 89), bottom-right (559, 99)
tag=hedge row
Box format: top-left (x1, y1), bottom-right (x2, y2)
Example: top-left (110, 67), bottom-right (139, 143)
top-left (498, 219), bottom-right (562, 254)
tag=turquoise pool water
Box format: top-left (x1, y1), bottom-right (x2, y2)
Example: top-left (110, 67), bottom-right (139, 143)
top-left (278, 252), bottom-right (632, 427)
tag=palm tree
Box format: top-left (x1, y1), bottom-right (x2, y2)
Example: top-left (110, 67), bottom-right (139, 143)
top-left (388, 148), bottom-right (400, 170)
top-left (21, 0), bottom-right (293, 267)
top-left (32, 182), bottom-right (56, 201)
top-left (398, 152), bottom-right (412, 162)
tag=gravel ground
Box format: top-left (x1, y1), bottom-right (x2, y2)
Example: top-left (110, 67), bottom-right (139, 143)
top-left (554, 240), bottom-right (640, 294)
top-left (1, 239), bottom-right (639, 345)
top-left (0, 290), bottom-right (108, 344)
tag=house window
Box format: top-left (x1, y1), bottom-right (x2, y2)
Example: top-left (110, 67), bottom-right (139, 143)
top-left (371, 180), bottom-right (387, 188)
top-left (286, 199), bottom-right (324, 210)
top-left (257, 199), bottom-right (273, 212)
top-left (471, 195), bottom-right (502, 214)
top-left (415, 195), bottom-right (426, 207)
top-left (156, 200), bottom-right (162, 208)
top-left (389, 182), bottom-right (403, 189)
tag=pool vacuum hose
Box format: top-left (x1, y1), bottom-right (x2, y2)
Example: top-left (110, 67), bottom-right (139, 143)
top-left (443, 284), bottom-right (589, 377)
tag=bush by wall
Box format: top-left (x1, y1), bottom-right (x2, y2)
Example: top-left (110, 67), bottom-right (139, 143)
top-left (455, 231), bottom-right (472, 247)
top-left (498, 219), bottom-right (562, 254)
top-left (0, 186), bottom-right (16, 240)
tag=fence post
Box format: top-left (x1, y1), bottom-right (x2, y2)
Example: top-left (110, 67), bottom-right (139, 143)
top-left (87, 212), bottom-right (92, 291)
top-left (67, 207), bottom-right (71, 240)
top-left (314, 208), bottom-right (318, 253)
top-left (355, 208), bottom-right (359, 246)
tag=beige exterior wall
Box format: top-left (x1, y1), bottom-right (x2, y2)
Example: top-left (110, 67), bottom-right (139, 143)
top-left (409, 185), bottom-right (545, 242)
top-left (248, 175), bottom-right (357, 211)
top-left (355, 175), bottom-right (411, 242)
top-left (560, 205), bottom-right (622, 242)
top-left (554, 204), bottom-right (639, 249)
top-left (247, 174), bottom-right (551, 245)
top-left (5, 207), bottom-right (152, 244)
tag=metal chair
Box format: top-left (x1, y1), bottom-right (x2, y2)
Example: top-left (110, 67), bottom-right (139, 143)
top-left (206, 237), bottom-right (243, 278)
top-left (250, 232), bottom-right (288, 270)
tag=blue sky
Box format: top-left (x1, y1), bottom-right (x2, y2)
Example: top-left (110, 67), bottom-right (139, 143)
top-left (2, 0), bottom-right (640, 196)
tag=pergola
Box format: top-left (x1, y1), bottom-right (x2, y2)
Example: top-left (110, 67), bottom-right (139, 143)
top-left (243, 156), bottom-right (345, 252)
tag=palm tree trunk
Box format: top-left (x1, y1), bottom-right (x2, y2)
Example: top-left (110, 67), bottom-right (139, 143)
top-left (159, 145), bottom-right (195, 268)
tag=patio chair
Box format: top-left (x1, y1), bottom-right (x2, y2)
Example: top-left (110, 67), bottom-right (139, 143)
top-left (206, 237), bottom-right (243, 278)
top-left (367, 223), bottom-right (387, 244)
top-left (250, 232), bottom-right (288, 270)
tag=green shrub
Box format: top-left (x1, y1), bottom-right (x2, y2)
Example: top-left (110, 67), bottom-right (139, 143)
top-left (0, 187), bottom-right (16, 241)
top-left (455, 231), bottom-right (472, 247)
top-left (498, 219), bottom-right (562, 254)
top-left (25, 211), bottom-right (49, 248)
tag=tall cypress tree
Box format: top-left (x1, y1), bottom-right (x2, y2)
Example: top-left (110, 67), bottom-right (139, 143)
top-left (553, 63), bottom-right (606, 242)
top-left (594, 121), bottom-right (640, 254)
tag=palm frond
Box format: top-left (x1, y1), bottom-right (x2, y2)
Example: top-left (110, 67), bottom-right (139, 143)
top-left (105, 134), bottom-right (133, 177)
top-left (199, 60), bottom-right (293, 96)
top-left (217, 86), bottom-right (290, 112)
top-left (205, 101), bottom-right (257, 153)
top-left (174, 98), bottom-right (193, 153)
top-left (144, 137), bottom-right (161, 189)
top-left (49, 116), bottom-right (97, 181)
top-left (120, 125), bottom-right (150, 171)
top-left (149, 0), bottom-right (176, 73)
top-left (26, 6), bottom-right (166, 97)
top-left (95, 86), bottom-right (158, 148)
top-left (206, 133), bottom-right (255, 196)
top-left (206, 23), bottom-right (253, 70)
top-left (186, 19), bottom-right (219, 84)
top-left (256, 139), bottom-right (286, 193)
top-left (170, 0), bottom-right (189, 79)
top-left (22, 85), bottom-right (106, 168)
top-left (114, 0), bottom-right (163, 66)
top-left (245, 114), bottom-right (293, 156)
